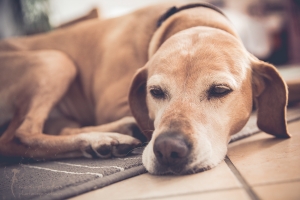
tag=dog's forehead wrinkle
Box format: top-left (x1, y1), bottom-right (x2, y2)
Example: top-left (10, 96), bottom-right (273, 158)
top-left (150, 29), bottom-right (249, 87)
top-left (166, 26), bottom-right (243, 53)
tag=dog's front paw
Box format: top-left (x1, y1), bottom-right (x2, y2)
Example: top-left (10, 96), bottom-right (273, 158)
top-left (79, 132), bottom-right (141, 158)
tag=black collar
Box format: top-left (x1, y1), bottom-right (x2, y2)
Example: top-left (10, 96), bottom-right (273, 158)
top-left (157, 2), bottom-right (226, 27)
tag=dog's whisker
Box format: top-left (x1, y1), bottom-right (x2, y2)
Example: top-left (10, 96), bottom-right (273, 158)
top-left (141, 129), bottom-right (154, 132)
top-left (123, 149), bottom-right (139, 157)
top-left (122, 145), bottom-right (146, 157)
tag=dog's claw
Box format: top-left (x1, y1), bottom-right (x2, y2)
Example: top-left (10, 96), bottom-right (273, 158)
top-left (81, 145), bottom-right (99, 158)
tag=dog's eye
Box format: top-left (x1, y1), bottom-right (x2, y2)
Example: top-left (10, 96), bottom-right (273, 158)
top-left (208, 85), bottom-right (232, 98)
top-left (150, 88), bottom-right (165, 99)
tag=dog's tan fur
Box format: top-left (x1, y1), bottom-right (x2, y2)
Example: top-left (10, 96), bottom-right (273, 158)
top-left (0, 3), bottom-right (289, 174)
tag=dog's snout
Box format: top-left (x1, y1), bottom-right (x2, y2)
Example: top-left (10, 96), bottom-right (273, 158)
top-left (153, 132), bottom-right (190, 166)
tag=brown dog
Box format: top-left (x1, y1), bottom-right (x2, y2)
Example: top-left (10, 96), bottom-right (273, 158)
top-left (0, 3), bottom-right (290, 175)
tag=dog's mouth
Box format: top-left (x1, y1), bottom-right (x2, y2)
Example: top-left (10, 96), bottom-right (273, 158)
top-left (152, 167), bottom-right (211, 175)
top-left (149, 161), bottom-right (212, 175)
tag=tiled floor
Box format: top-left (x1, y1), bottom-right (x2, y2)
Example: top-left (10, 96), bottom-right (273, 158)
top-left (72, 119), bottom-right (300, 200)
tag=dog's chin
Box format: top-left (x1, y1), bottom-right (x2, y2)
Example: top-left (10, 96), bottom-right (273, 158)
top-left (144, 153), bottom-right (226, 175)
top-left (146, 160), bottom-right (217, 175)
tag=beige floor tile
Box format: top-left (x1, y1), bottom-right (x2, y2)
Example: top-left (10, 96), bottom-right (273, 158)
top-left (161, 189), bottom-right (251, 200)
top-left (228, 120), bottom-right (300, 186)
top-left (253, 181), bottom-right (300, 200)
top-left (71, 161), bottom-right (241, 200)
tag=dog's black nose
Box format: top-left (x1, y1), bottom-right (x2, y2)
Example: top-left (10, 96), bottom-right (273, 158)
top-left (153, 132), bottom-right (190, 166)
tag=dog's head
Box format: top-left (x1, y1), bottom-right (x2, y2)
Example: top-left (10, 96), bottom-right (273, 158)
top-left (129, 6), bottom-right (289, 175)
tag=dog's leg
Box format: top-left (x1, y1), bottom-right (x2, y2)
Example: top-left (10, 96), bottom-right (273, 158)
top-left (47, 116), bottom-right (143, 158)
top-left (0, 50), bottom-right (77, 157)
top-left (59, 116), bottom-right (138, 136)
top-left (0, 51), bottom-right (140, 159)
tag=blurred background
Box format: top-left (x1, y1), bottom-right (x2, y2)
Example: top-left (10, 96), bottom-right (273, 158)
top-left (0, 0), bottom-right (299, 65)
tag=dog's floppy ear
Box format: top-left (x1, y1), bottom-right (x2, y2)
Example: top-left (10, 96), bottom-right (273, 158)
top-left (129, 67), bottom-right (154, 141)
top-left (251, 56), bottom-right (290, 138)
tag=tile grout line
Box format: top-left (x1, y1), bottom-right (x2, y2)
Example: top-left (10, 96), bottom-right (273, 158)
top-left (121, 187), bottom-right (242, 200)
top-left (253, 178), bottom-right (300, 187)
top-left (225, 156), bottom-right (260, 200)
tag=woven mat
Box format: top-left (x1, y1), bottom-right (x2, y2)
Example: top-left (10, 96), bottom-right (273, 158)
top-left (0, 150), bottom-right (146, 200)
top-left (1, 106), bottom-right (300, 200)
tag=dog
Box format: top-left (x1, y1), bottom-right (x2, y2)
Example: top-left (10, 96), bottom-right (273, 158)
top-left (0, 3), bottom-right (290, 175)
